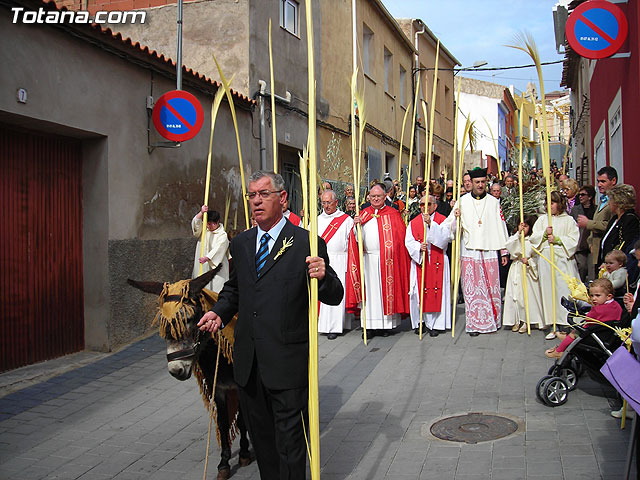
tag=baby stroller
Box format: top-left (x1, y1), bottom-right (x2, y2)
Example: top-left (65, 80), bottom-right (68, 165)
top-left (536, 297), bottom-right (631, 407)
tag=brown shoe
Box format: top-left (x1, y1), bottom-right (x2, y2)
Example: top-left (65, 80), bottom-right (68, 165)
top-left (511, 323), bottom-right (520, 332)
top-left (545, 347), bottom-right (562, 359)
top-left (518, 323), bottom-right (527, 334)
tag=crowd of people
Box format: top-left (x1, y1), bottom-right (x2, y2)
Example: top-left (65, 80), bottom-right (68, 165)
top-left (191, 168), bottom-right (640, 478)
top-left (190, 165), bottom-right (640, 345)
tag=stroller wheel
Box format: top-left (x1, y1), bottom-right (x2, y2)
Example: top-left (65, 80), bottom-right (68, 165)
top-left (559, 367), bottom-right (578, 391)
top-left (541, 376), bottom-right (569, 407)
top-left (547, 364), bottom-right (578, 391)
top-left (536, 375), bottom-right (553, 404)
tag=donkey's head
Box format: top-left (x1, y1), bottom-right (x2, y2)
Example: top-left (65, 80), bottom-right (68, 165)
top-left (128, 269), bottom-right (218, 381)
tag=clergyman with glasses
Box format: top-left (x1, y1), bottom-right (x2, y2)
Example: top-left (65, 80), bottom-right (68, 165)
top-left (405, 194), bottom-right (452, 336)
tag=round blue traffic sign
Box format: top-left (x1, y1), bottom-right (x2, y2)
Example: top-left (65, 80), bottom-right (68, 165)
top-left (566, 0), bottom-right (628, 59)
top-left (152, 90), bottom-right (204, 142)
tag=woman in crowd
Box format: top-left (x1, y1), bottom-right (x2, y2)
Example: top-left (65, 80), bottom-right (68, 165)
top-left (529, 191), bottom-right (581, 339)
top-left (598, 184), bottom-right (640, 267)
top-left (561, 178), bottom-right (579, 214)
top-left (570, 185), bottom-right (596, 281)
top-left (406, 185), bottom-right (420, 221)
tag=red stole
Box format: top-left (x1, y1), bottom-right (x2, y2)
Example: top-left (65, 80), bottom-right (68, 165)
top-left (319, 213), bottom-right (362, 313)
top-left (286, 211), bottom-right (302, 226)
top-left (409, 212), bottom-right (446, 312)
top-left (321, 213), bottom-right (349, 244)
top-left (359, 205), bottom-right (410, 316)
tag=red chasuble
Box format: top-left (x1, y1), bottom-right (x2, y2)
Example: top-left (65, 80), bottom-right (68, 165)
top-left (359, 205), bottom-right (410, 316)
top-left (409, 212), bottom-right (446, 312)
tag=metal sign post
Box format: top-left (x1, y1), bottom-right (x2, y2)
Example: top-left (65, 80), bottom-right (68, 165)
top-left (176, 0), bottom-right (183, 90)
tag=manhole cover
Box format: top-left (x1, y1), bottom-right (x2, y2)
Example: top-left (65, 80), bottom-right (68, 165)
top-left (430, 413), bottom-right (519, 444)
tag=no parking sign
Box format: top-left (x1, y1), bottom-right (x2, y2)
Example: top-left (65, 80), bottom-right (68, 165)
top-left (152, 90), bottom-right (204, 142)
top-left (566, 0), bottom-right (628, 59)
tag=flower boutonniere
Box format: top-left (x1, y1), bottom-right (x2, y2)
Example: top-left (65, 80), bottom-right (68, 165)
top-left (274, 236), bottom-right (294, 261)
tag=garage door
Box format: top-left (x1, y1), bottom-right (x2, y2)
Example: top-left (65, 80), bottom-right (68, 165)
top-left (0, 125), bottom-right (84, 371)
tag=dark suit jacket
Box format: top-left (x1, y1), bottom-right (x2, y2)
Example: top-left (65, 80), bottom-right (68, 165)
top-left (212, 219), bottom-right (343, 390)
top-left (598, 210), bottom-right (640, 265)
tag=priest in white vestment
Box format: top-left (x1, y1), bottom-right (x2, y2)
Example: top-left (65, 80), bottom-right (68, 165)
top-left (318, 190), bottom-right (355, 339)
top-left (447, 168), bottom-right (509, 336)
top-left (405, 195), bottom-right (452, 336)
top-left (191, 206), bottom-right (230, 294)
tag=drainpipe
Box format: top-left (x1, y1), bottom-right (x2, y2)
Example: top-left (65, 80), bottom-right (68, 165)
top-left (414, 20), bottom-right (425, 178)
top-left (352, 0), bottom-right (357, 76)
top-left (258, 80), bottom-right (268, 170)
top-left (257, 80), bottom-right (292, 171)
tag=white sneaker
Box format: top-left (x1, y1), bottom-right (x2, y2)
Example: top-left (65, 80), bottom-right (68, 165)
top-left (611, 406), bottom-right (635, 419)
top-left (545, 331), bottom-right (557, 340)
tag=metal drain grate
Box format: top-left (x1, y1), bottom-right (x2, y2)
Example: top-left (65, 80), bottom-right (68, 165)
top-left (430, 413), bottom-right (519, 444)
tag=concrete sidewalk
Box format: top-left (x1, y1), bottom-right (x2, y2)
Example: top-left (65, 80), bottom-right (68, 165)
top-left (0, 317), bottom-right (636, 479)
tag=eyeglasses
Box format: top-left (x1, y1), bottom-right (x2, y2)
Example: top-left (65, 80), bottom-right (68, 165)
top-left (321, 201), bottom-right (337, 205)
top-left (578, 193), bottom-right (587, 197)
top-left (245, 190), bottom-right (283, 200)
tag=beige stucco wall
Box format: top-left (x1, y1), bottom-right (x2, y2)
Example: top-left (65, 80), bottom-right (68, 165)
top-left (318, 0), bottom-right (416, 185)
top-left (356, 1), bottom-right (414, 151)
top-left (109, 0), bottom-right (250, 96)
top-left (1, 14), bottom-right (258, 353)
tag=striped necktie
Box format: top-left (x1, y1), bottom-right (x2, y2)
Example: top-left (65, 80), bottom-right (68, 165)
top-left (256, 233), bottom-right (271, 277)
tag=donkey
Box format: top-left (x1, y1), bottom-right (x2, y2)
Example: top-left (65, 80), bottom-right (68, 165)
top-left (128, 269), bottom-right (251, 480)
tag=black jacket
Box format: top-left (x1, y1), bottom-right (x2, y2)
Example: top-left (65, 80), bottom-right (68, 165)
top-left (598, 210), bottom-right (640, 265)
top-left (212, 219), bottom-right (343, 390)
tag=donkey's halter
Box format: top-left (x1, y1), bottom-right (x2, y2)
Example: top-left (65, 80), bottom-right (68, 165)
top-left (166, 328), bottom-right (204, 362)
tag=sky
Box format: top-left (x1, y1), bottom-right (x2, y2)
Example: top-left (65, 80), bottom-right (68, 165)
top-left (382, 0), bottom-right (566, 94)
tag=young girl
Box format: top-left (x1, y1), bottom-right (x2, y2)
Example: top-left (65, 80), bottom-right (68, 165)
top-left (600, 249), bottom-right (628, 297)
top-left (545, 278), bottom-right (622, 358)
top-left (529, 191), bottom-right (581, 339)
top-left (503, 215), bottom-right (544, 333)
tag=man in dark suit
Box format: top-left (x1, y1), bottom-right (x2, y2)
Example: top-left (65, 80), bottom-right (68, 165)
top-left (198, 171), bottom-right (343, 479)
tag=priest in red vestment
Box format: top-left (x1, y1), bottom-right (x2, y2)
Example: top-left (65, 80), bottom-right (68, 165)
top-left (354, 183), bottom-right (410, 338)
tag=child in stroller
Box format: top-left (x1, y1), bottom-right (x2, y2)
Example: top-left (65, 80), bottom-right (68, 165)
top-left (536, 278), bottom-right (629, 407)
top-left (545, 278), bottom-right (622, 359)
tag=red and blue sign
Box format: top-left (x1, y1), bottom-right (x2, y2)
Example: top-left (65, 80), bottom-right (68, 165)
top-left (566, 0), bottom-right (628, 59)
top-left (152, 90), bottom-right (204, 142)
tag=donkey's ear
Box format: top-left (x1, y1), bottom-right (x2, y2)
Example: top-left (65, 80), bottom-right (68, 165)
top-left (189, 266), bottom-right (220, 295)
top-left (127, 278), bottom-right (164, 295)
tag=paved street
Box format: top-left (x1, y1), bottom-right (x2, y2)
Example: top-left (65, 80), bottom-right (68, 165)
top-left (0, 314), bottom-right (636, 480)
